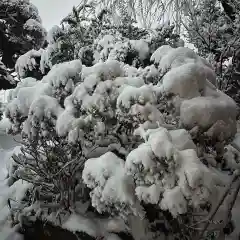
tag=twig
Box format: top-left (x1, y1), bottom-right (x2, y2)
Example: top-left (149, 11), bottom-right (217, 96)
top-left (225, 177), bottom-right (240, 221)
top-left (196, 170), bottom-right (240, 240)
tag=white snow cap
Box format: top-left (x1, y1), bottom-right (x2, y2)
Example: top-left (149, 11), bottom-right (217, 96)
top-left (150, 45), bottom-right (172, 65)
top-left (83, 126), bottom-right (219, 218)
top-left (47, 25), bottom-right (64, 44)
top-left (15, 49), bottom-right (43, 78)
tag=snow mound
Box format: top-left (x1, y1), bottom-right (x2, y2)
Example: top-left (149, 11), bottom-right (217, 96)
top-left (83, 126), bottom-right (219, 218)
top-left (15, 49), bottom-right (43, 78)
top-left (83, 152), bottom-right (144, 217)
top-left (6, 60), bottom-right (82, 135)
top-left (153, 46), bottom-right (237, 138)
top-left (47, 25), bottom-right (64, 44)
top-left (130, 39), bottom-right (149, 60)
top-left (150, 45), bottom-right (172, 65)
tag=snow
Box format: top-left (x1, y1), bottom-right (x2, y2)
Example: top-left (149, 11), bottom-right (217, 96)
top-left (223, 145), bottom-right (240, 170)
top-left (180, 94), bottom-right (237, 132)
top-left (117, 85), bottom-right (156, 109)
top-left (160, 186), bottom-right (187, 217)
top-left (0, 0), bottom-right (42, 23)
top-left (114, 76), bottom-right (145, 88)
top-left (7, 60), bottom-right (83, 135)
top-left (62, 214), bottom-right (98, 237)
top-left (162, 63), bottom-right (204, 98)
top-left (125, 126), bottom-right (219, 216)
top-left (23, 18), bottom-right (45, 34)
top-left (106, 234), bottom-right (122, 240)
top-left (15, 49), bottom-right (43, 78)
top-left (125, 143), bottom-right (155, 173)
top-left (0, 141), bottom-right (28, 233)
top-left (0, 117), bottom-right (12, 135)
top-left (98, 35), bottom-right (115, 49)
top-left (150, 46), bottom-right (237, 139)
top-left (83, 152), bottom-right (144, 217)
top-left (8, 77), bottom-right (37, 101)
top-left (47, 25), bottom-right (64, 44)
top-left (63, 213), bottom-right (127, 239)
top-left (135, 184), bottom-right (162, 204)
top-left (130, 39), bottom-right (149, 60)
top-left (6, 81), bottom-right (51, 118)
top-left (5, 36), bottom-right (240, 238)
top-left (29, 95), bottom-right (63, 120)
top-left (40, 44), bottom-right (56, 73)
top-left (130, 103), bottom-right (164, 127)
top-left (56, 109), bottom-right (76, 137)
top-left (83, 152), bottom-right (125, 189)
top-left (150, 45), bottom-right (172, 65)
top-left (147, 127), bottom-right (175, 160)
top-left (169, 129), bottom-right (196, 151)
top-left (43, 59), bottom-right (82, 87)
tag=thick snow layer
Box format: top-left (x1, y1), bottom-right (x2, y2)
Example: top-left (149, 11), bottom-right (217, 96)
top-left (83, 152), bottom-right (144, 217)
top-left (130, 102), bottom-right (164, 127)
top-left (98, 35), bottom-right (115, 49)
top-left (7, 60), bottom-right (83, 136)
top-left (130, 39), bottom-right (149, 60)
top-left (22, 95), bottom-right (63, 138)
top-left (159, 47), bottom-right (198, 72)
top-left (0, 143), bottom-right (29, 230)
top-left (169, 129), bottom-right (196, 151)
top-left (23, 18), bottom-right (45, 34)
top-left (63, 213), bottom-right (127, 238)
top-left (162, 63), bottom-right (204, 98)
top-left (160, 186), bottom-right (187, 216)
top-left (6, 43), bottom-right (238, 228)
top-left (121, 65), bottom-right (139, 77)
top-left (135, 184), bottom-right (162, 204)
top-left (83, 128), bottom-right (217, 216)
top-left (150, 45), bottom-right (172, 65)
top-left (162, 62), bottom-right (217, 98)
top-left (39, 44), bottom-right (57, 73)
top-left (223, 145), bottom-right (240, 170)
top-left (154, 46), bottom-right (216, 85)
top-left (83, 152), bottom-right (125, 189)
top-left (15, 49), bottom-right (43, 78)
top-left (62, 214), bottom-right (99, 237)
top-left (6, 81), bottom-right (52, 118)
top-left (56, 109), bottom-right (76, 137)
top-left (151, 46), bottom-right (237, 137)
top-left (0, 118), bottom-right (12, 135)
top-left (180, 94), bottom-right (237, 131)
top-left (82, 60), bottom-right (123, 81)
top-left (117, 85), bottom-right (156, 109)
top-left (126, 127), bottom-right (219, 216)
top-left (47, 25), bottom-right (64, 44)
top-left (114, 77), bottom-right (145, 88)
top-left (43, 60), bottom-right (82, 86)
top-left (7, 78), bottom-right (37, 104)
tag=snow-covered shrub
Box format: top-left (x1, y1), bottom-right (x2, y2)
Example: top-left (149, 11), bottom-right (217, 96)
top-left (83, 126), bottom-right (219, 219)
top-left (5, 28), bottom-right (239, 239)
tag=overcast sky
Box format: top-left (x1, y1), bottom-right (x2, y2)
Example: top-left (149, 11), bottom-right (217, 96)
top-left (31, 0), bottom-right (81, 30)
